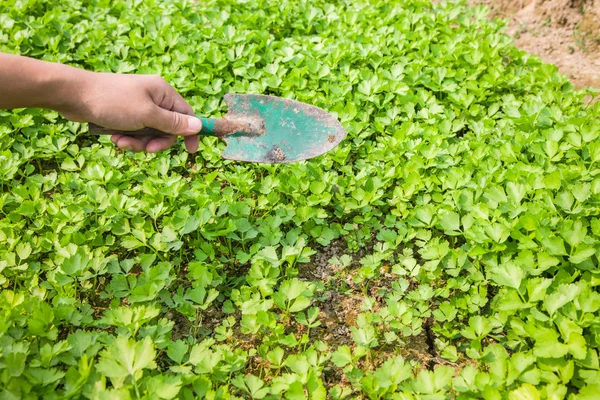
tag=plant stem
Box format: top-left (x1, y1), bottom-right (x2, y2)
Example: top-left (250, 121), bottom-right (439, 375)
top-left (132, 375), bottom-right (141, 400)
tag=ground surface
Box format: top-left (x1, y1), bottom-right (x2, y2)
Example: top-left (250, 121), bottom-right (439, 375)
top-left (469, 0), bottom-right (600, 89)
top-left (2, 0), bottom-right (600, 398)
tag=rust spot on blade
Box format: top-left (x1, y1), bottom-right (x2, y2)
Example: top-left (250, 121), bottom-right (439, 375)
top-left (266, 147), bottom-right (286, 162)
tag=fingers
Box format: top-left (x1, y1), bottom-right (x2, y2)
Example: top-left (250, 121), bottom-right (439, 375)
top-left (169, 88), bottom-right (195, 116)
top-left (145, 76), bottom-right (200, 135)
top-left (184, 135), bottom-right (199, 153)
top-left (108, 75), bottom-right (202, 153)
top-left (146, 136), bottom-right (178, 153)
top-left (146, 106), bottom-right (202, 136)
top-left (111, 134), bottom-right (178, 153)
top-left (164, 86), bottom-right (200, 153)
top-left (111, 134), bottom-right (152, 152)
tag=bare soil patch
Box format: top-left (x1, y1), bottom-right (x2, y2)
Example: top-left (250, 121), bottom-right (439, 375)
top-left (468, 0), bottom-right (600, 89)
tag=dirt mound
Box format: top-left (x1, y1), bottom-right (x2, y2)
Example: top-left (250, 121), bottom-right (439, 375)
top-left (469, 0), bottom-right (600, 90)
top-left (488, 0), bottom-right (600, 37)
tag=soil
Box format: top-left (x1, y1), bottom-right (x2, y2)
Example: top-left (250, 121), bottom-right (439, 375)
top-left (297, 241), bottom-right (463, 372)
top-left (467, 0), bottom-right (600, 90)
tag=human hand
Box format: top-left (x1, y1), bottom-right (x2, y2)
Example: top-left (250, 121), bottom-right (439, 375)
top-left (0, 53), bottom-right (200, 153)
top-left (61, 72), bottom-right (201, 153)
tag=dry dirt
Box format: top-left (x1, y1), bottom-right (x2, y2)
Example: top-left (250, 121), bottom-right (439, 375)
top-left (467, 0), bottom-right (600, 90)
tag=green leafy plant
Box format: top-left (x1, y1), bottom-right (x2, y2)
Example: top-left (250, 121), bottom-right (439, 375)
top-left (1, 0), bottom-right (600, 398)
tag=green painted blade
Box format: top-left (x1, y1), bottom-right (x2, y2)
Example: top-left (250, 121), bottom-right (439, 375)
top-left (220, 93), bottom-right (346, 164)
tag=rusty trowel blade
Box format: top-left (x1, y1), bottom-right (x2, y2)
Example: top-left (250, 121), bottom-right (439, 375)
top-left (220, 93), bottom-right (346, 164)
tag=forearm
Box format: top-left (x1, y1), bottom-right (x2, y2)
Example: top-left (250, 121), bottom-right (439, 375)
top-left (0, 52), bottom-right (88, 111)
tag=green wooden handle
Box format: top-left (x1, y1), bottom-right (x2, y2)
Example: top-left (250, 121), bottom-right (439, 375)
top-left (88, 117), bottom-right (218, 137)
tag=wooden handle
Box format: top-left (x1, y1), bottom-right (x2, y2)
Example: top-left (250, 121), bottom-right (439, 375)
top-left (88, 123), bottom-right (167, 136)
top-left (87, 117), bottom-right (264, 138)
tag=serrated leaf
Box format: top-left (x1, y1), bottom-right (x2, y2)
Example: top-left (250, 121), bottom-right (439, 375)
top-left (440, 211), bottom-right (460, 233)
top-left (508, 383), bottom-right (540, 400)
top-left (95, 336), bottom-right (156, 379)
top-left (489, 262), bottom-right (525, 290)
top-left (544, 283), bottom-right (583, 316)
top-left (331, 346), bottom-right (352, 368)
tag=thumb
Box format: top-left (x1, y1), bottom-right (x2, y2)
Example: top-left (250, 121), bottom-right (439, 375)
top-left (147, 106), bottom-right (202, 135)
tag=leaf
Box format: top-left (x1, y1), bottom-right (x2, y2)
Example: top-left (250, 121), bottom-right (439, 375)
top-left (537, 252), bottom-right (560, 271)
top-left (484, 222), bottom-right (509, 243)
top-left (578, 349), bottom-right (599, 370)
top-left (508, 383), bottom-right (540, 400)
top-left (412, 366), bottom-right (453, 394)
top-left (544, 283), bottom-right (583, 316)
top-left (95, 336), bottom-right (157, 379)
top-left (373, 356), bottom-right (412, 387)
top-left (433, 302), bottom-right (457, 322)
top-left (167, 340), bottom-right (188, 365)
top-left (181, 216), bottom-right (202, 235)
top-left (60, 247), bottom-right (91, 277)
top-left (351, 325), bottom-right (378, 349)
top-left (121, 237), bottom-right (144, 250)
top-left (526, 278), bottom-right (553, 303)
top-left (556, 315), bottom-right (587, 360)
top-left (439, 211), bottom-right (461, 233)
top-left (6, 350), bottom-right (28, 377)
top-left (461, 316), bottom-right (493, 340)
top-left (309, 181), bottom-right (326, 195)
top-left (506, 182), bottom-right (526, 205)
top-left (540, 236), bottom-right (568, 256)
top-left (98, 305), bottom-right (160, 335)
top-left (245, 375), bottom-right (269, 399)
top-left (139, 254), bottom-right (157, 269)
top-left (571, 183), bottom-right (591, 203)
top-left (288, 296), bottom-right (312, 313)
top-left (509, 352), bottom-right (536, 384)
top-left (145, 375), bottom-right (182, 399)
top-left (331, 346), bottom-right (353, 368)
top-left (533, 328), bottom-right (569, 358)
top-left (266, 347), bottom-right (285, 367)
top-left (489, 262), bottom-right (525, 290)
top-left (554, 191), bottom-right (574, 211)
top-left (569, 246), bottom-right (595, 264)
top-left (273, 279), bottom-right (313, 313)
top-left (25, 367), bottom-right (66, 386)
top-left (560, 220), bottom-right (587, 248)
top-left (285, 381), bottom-right (306, 400)
top-left (284, 354), bottom-right (310, 377)
top-left (498, 289), bottom-right (529, 311)
top-left (188, 342), bottom-right (221, 374)
top-left (16, 242), bottom-right (32, 260)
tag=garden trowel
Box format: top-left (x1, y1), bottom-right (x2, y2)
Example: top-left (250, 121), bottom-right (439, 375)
top-left (88, 93), bottom-right (346, 164)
